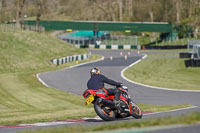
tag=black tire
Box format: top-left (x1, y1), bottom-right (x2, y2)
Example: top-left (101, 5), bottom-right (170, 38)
top-left (94, 99), bottom-right (115, 121)
top-left (130, 101), bottom-right (143, 119)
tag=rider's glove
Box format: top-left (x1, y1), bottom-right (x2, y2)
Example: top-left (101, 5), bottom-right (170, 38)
top-left (116, 83), bottom-right (123, 87)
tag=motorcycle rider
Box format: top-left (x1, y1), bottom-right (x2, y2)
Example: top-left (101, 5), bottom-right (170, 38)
top-left (87, 67), bottom-right (122, 107)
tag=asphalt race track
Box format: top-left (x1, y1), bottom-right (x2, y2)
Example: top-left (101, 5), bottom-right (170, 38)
top-left (38, 50), bottom-right (200, 106)
top-left (1, 50), bottom-right (200, 133)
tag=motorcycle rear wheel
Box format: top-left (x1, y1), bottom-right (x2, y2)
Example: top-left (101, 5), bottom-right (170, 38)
top-left (94, 99), bottom-right (115, 121)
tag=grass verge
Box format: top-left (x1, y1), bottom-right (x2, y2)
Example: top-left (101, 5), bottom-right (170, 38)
top-left (20, 112), bottom-right (200, 133)
top-left (0, 30), bottom-right (99, 125)
top-left (0, 55), bottom-right (101, 125)
top-left (124, 52), bottom-right (200, 90)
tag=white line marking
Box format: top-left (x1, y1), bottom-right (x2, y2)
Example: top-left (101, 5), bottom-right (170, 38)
top-left (144, 106), bottom-right (199, 116)
top-left (19, 121), bottom-right (74, 127)
top-left (37, 56), bottom-right (104, 88)
top-left (15, 106), bottom-right (198, 128)
top-left (121, 54), bottom-right (200, 92)
top-left (67, 56), bottom-right (104, 69)
top-left (36, 74), bottom-right (51, 88)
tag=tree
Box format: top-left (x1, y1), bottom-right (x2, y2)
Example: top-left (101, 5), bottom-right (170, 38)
top-left (162, 0), bottom-right (169, 22)
top-left (147, 0), bottom-right (154, 22)
top-left (182, 0), bottom-right (200, 39)
top-left (174, 0), bottom-right (181, 24)
top-left (127, 0), bottom-right (133, 19)
top-left (1, 0), bottom-right (200, 36)
top-left (35, 0), bottom-right (52, 31)
top-left (147, 0), bottom-right (156, 41)
top-left (16, 0), bottom-right (26, 27)
top-left (118, 0), bottom-right (123, 21)
top-left (186, 0), bottom-right (192, 18)
top-left (192, 0), bottom-right (200, 39)
top-left (0, 0), bottom-right (3, 12)
top-left (35, 0), bottom-right (41, 30)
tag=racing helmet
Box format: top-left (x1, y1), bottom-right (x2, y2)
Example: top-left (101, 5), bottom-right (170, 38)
top-left (90, 67), bottom-right (101, 75)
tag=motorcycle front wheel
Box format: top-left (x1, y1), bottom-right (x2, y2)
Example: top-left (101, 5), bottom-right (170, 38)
top-left (94, 99), bottom-right (115, 121)
top-left (130, 101), bottom-right (143, 119)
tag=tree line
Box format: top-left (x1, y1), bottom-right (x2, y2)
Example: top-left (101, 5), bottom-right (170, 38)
top-left (0, 0), bottom-right (199, 37)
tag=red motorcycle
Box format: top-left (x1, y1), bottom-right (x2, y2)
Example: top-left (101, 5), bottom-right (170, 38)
top-left (83, 85), bottom-right (142, 121)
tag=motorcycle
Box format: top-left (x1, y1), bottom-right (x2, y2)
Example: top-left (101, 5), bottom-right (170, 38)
top-left (83, 85), bottom-right (142, 121)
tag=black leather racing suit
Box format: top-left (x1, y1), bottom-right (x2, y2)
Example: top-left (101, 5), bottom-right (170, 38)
top-left (87, 74), bottom-right (122, 100)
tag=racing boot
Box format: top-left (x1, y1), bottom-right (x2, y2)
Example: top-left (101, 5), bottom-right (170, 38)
top-left (113, 99), bottom-right (120, 109)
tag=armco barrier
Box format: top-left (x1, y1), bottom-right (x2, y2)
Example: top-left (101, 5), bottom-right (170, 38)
top-left (50, 52), bottom-right (91, 66)
top-left (75, 44), bottom-right (141, 50)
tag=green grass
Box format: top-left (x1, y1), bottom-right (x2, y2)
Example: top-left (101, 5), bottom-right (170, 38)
top-left (0, 31), bottom-right (191, 126)
top-left (20, 112), bottom-right (200, 133)
top-left (0, 30), bottom-right (100, 125)
top-left (138, 104), bottom-right (190, 113)
top-left (124, 52), bottom-right (200, 90)
top-left (0, 65), bottom-right (96, 125)
top-left (153, 38), bottom-right (193, 46)
top-left (0, 31), bottom-right (87, 73)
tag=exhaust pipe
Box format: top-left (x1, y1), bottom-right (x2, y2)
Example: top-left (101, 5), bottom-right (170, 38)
top-left (98, 98), bottom-right (115, 108)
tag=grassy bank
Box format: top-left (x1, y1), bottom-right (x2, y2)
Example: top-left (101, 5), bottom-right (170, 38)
top-left (0, 30), bottom-right (98, 125)
top-left (20, 112), bottom-right (200, 133)
top-left (0, 31), bottom-right (191, 125)
top-left (0, 31), bottom-right (88, 73)
top-left (124, 52), bottom-right (200, 90)
top-left (0, 56), bottom-right (101, 125)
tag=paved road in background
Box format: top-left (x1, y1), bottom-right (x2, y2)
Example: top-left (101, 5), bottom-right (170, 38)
top-left (39, 50), bottom-right (200, 106)
top-left (1, 50), bottom-right (200, 133)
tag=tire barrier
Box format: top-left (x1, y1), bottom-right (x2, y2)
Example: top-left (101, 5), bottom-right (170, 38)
top-left (74, 44), bottom-right (141, 50)
top-left (179, 52), bottom-right (200, 67)
top-left (74, 44), bottom-right (187, 50)
top-left (179, 52), bottom-right (193, 58)
top-left (50, 52), bottom-right (91, 66)
top-left (143, 45), bottom-right (187, 50)
top-left (185, 59), bottom-right (200, 67)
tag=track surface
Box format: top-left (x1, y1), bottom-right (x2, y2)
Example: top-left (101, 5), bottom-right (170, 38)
top-left (39, 50), bottom-right (200, 106)
top-left (1, 50), bottom-right (200, 133)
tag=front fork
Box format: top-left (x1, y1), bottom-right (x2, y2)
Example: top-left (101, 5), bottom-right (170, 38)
top-left (128, 99), bottom-right (134, 115)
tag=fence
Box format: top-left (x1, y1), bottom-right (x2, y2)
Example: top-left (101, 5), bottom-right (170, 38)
top-left (59, 35), bottom-right (138, 46)
top-left (101, 36), bottom-right (138, 45)
top-left (0, 24), bottom-right (45, 32)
